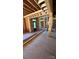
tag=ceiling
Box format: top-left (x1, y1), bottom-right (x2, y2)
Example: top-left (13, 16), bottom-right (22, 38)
top-left (23, 0), bottom-right (41, 16)
top-left (23, 0), bottom-right (56, 16)
top-left (37, 0), bottom-right (56, 15)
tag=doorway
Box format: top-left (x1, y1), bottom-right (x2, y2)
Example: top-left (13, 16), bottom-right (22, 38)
top-left (33, 19), bottom-right (37, 32)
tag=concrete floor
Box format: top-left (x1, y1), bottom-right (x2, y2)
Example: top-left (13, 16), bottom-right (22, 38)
top-left (23, 31), bottom-right (56, 59)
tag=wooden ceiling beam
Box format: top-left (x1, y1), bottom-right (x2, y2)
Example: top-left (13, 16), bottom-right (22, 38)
top-left (42, 6), bottom-right (46, 9)
top-left (23, 2), bottom-right (36, 12)
top-left (23, 9), bottom-right (30, 14)
top-left (23, 10), bottom-right (29, 16)
top-left (23, 4), bottom-right (34, 12)
top-left (23, 0), bottom-right (37, 11)
top-left (27, 0), bottom-right (39, 10)
top-left (24, 10), bottom-right (42, 17)
top-left (34, 0), bottom-right (41, 9)
top-left (23, 7), bottom-right (33, 13)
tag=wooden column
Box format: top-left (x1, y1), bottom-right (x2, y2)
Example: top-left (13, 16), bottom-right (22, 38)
top-left (45, 0), bottom-right (53, 35)
top-left (24, 17), bottom-right (31, 32)
top-left (30, 18), bottom-right (34, 32)
top-left (36, 17), bottom-right (39, 31)
top-left (23, 18), bottom-right (26, 33)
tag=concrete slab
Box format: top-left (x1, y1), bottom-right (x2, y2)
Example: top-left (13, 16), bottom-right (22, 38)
top-left (23, 31), bottom-right (56, 59)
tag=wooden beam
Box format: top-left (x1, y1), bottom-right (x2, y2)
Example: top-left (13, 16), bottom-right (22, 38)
top-left (23, 4), bottom-right (34, 12)
top-left (30, 0), bottom-right (41, 10)
top-left (23, 8), bottom-right (31, 13)
top-left (34, 0), bottom-right (41, 9)
top-left (23, 6), bottom-right (33, 13)
top-left (24, 10), bottom-right (42, 18)
top-left (42, 6), bottom-right (46, 9)
top-left (23, 9), bottom-right (31, 16)
top-left (23, 0), bottom-right (37, 11)
top-left (27, 0), bottom-right (39, 10)
top-left (23, 9), bottom-right (30, 14)
top-left (23, 2), bottom-right (36, 12)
